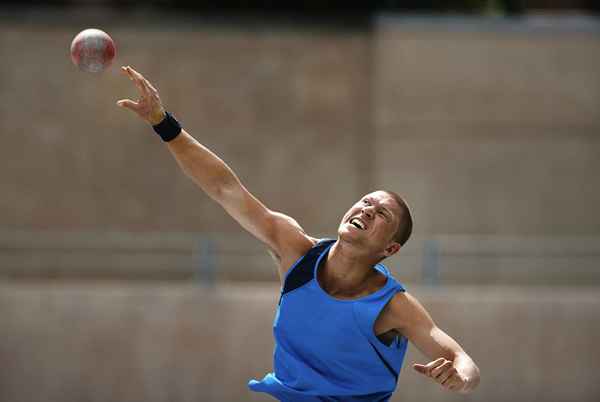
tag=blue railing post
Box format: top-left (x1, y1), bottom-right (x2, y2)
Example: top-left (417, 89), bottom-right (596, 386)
top-left (423, 239), bottom-right (440, 286)
top-left (194, 235), bottom-right (216, 287)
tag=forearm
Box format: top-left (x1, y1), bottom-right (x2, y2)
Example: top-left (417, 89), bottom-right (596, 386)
top-left (166, 129), bottom-right (241, 201)
top-left (453, 352), bottom-right (480, 393)
top-left (117, 67), bottom-right (243, 203)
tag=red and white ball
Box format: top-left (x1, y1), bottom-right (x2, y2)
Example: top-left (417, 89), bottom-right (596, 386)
top-left (70, 28), bottom-right (116, 73)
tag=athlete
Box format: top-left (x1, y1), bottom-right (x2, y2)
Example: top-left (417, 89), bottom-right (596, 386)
top-left (117, 65), bottom-right (480, 401)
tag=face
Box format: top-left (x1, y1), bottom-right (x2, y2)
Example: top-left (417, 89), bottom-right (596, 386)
top-left (338, 191), bottom-right (402, 257)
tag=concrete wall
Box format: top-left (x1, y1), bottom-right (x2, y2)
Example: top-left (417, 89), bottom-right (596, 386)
top-left (373, 17), bottom-right (600, 236)
top-left (1, 283), bottom-right (599, 402)
top-left (2, 14), bottom-right (600, 282)
top-left (1, 13), bottom-right (600, 402)
top-left (2, 15), bottom-right (598, 238)
top-left (3, 230), bottom-right (600, 286)
top-left (0, 17), bottom-right (370, 235)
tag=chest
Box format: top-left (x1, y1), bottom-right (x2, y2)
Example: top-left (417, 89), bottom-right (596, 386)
top-left (274, 280), bottom-right (402, 350)
top-left (276, 287), bottom-right (356, 333)
top-left (274, 283), bottom-right (367, 354)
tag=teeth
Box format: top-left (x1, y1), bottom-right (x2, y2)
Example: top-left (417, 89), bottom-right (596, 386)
top-left (350, 218), bottom-right (365, 230)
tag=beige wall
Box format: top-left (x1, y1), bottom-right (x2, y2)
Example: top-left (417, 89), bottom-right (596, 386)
top-left (1, 14), bottom-right (600, 402)
top-left (373, 17), bottom-right (600, 236)
top-left (1, 20), bottom-right (370, 235)
top-left (2, 15), bottom-right (600, 283)
top-left (3, 17), bottom-right (598, 239)
top-left (1, 283), bottom-right (598, 402)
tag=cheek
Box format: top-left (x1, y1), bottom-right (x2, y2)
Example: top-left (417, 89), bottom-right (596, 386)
top-left (344, 207), bottom-right (359, 220)
top-left (376, 220), bottom-right (394, 237)
top-left (341, 211), bottom-right (351, 223)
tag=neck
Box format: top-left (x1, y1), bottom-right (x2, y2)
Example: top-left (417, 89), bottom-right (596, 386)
top-left (322, 238), bottom-right (382, 294)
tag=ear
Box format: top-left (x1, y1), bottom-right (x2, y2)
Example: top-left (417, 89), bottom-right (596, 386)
top-left (383, 241), bottom-right (401, 257)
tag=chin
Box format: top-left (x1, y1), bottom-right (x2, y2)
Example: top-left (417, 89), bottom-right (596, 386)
top-left (338, 227), bottom-right (364, 245)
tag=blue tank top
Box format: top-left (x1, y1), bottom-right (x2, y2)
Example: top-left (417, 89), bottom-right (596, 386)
top-left (248, 239), bottom-right (408, 402)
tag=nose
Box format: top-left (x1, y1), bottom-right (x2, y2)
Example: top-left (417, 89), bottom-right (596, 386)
top-left (361, 206), bottom-right (374, 220)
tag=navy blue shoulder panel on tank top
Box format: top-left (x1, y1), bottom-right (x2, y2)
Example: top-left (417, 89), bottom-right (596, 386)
top-left (280, 239), bottom-right (335, 298)
top-left (250, 239), bottom-right (408, 401)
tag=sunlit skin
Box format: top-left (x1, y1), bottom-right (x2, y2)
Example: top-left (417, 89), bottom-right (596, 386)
top-left (337, 191), bottom-right (402, 256)
top-left (117, 66), bottom-right (480, 394)
top-left (319, 191), bottom-right (403, 299)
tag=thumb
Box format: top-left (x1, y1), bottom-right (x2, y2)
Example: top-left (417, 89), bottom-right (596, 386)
top-left (413, 363), bottom-right (428, 375)
top-left (116, 99), bottom-right (139, 111)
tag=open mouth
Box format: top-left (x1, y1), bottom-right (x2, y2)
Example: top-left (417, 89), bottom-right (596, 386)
top-left (349, 217), bottom-right (366, 230)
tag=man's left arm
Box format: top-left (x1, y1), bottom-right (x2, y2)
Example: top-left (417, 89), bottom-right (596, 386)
top-left (387, 292), bottom-right (480, 393)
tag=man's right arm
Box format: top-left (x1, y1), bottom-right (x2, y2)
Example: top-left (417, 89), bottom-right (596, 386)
top-left (165, 129), bottom-right (316, 276)
top-left (117, 66), bottom-right (315, 280)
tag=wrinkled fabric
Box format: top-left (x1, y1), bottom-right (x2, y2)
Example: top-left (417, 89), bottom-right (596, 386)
top-left (249, 240), bottom-right (408, 401)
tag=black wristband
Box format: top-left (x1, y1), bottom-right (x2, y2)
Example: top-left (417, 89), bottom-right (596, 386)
top-left (152, 112), bottom-right (182, 142)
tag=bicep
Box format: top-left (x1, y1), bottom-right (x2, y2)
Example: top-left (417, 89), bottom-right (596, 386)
top-left (394, 293), bottom-right (466, 361)
top-left (217, 183), bottom-right (314, 273)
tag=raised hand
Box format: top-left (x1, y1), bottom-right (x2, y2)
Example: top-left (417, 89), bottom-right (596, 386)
top-left (117, 66), bottom-right (166, 125)
top-left (413, 357), bottom-right (469, 392)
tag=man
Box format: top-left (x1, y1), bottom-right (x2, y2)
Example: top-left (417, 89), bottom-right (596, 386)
top-left (117, 65), bottom-right (480, 401)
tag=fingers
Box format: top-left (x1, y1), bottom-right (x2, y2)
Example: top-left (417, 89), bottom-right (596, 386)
top-left (125, 65), bottom-right (145, 82)
top-left (121, 66), bottom-right (150, 97)
top-left (414, 357), bottom-right (468, 392)
top-left (121, 65), bottom-right (163, 104)
top-left (144, 78), bottom-right (159, 94)
top-left (436, 365), bottom-right (457, 384)
top-left (425, 358), bottom-right (447, 376)
top-left (127, 67), bottom-right (148, 91)
top-left (116, 99), bottom-right (139, 111)
top-left (447, 378), bottom-right (465, 392)
top-left (431, 360), bottom-right (452, 379)
top-left (441, 371), bottom-right (459, 387)
top-left (414, 358), bottom-right (462, 389)
top-left (413, 358), bottom-right (446, 377)
top-left (413, 363), bottom-right (427, 375)
top-left (118, 65), bottom-right (165, 124)
top-left (443, 373), bottom-right (464, 392)
top-left (126, 66), bottom-right (160, 97)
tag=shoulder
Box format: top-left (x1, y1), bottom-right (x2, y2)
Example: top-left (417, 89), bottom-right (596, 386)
top-left (273, 229), bottom-right (322, 281)
top-left (269, 212), bottom-right (317, 256)
top-left (381, 291), bottom-right (433, 331)
top-left (387, 291), bottom-right (416, 312)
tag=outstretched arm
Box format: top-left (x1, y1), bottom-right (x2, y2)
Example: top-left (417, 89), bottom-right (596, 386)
top-left (116, 66), bottom-right (314, 280)
top-left (384, 292), bottom-right (480, 393)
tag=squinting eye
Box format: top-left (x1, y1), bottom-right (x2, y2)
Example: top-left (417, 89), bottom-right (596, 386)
top-left (363, 199), bottom-right (369, 205)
